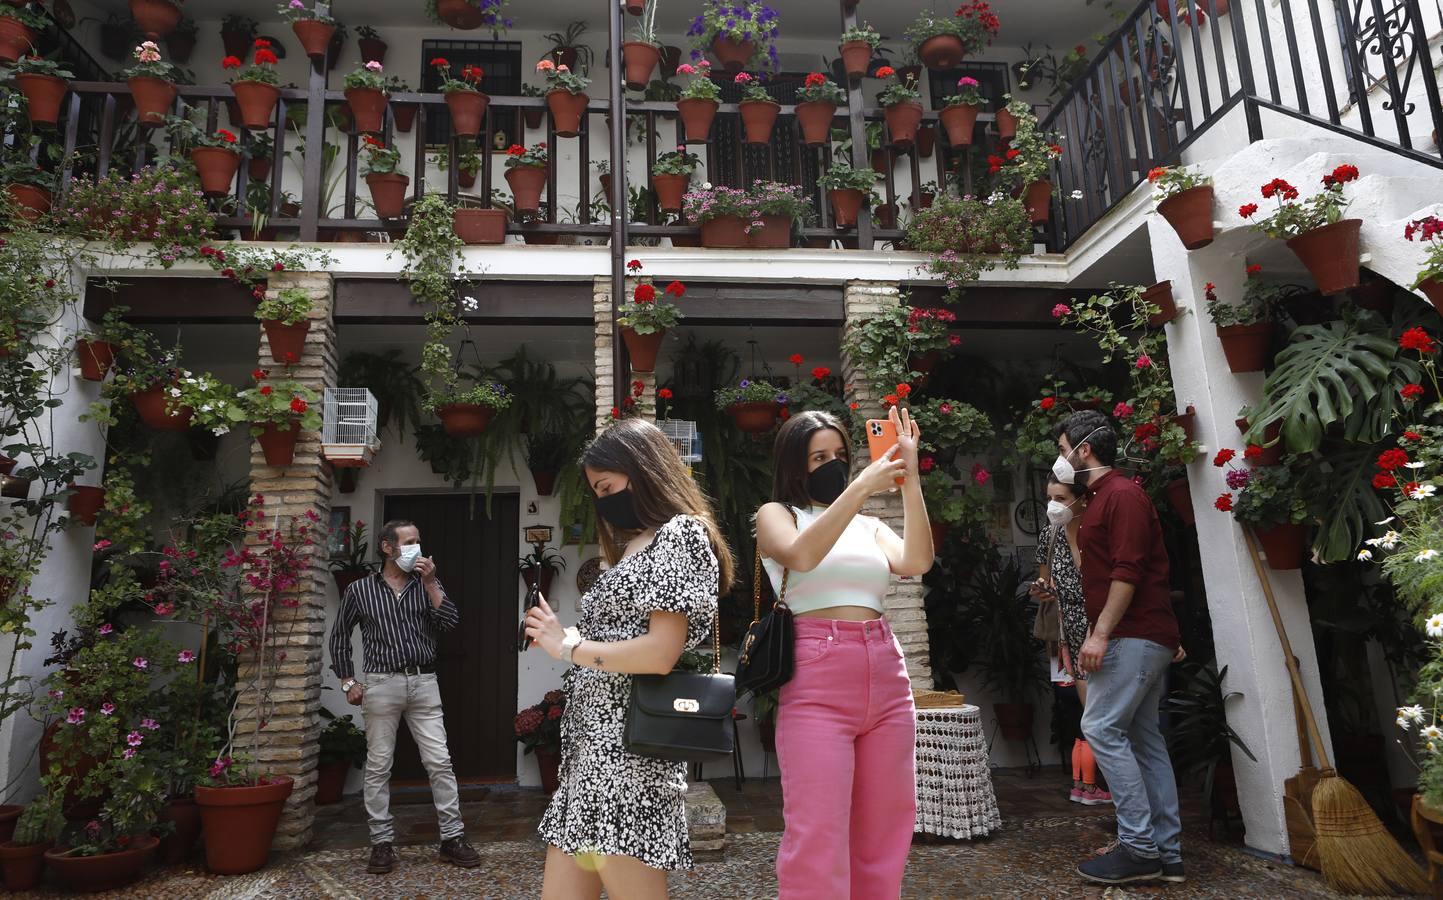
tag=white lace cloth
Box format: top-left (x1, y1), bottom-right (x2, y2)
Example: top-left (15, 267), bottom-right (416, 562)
top-left (914, 704), bottom-right (1003, 839)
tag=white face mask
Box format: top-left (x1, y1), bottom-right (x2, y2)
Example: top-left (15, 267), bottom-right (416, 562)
top-left (1052, 427), bottom-right (1107, 485)
top-left (1046, 499), bottom-right (1079, 527)
top-left (395, 544), bottom-right (422, 573)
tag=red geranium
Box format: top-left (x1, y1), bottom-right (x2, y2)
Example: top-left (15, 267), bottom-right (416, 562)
top-left (222, 56), bottom-right (242, 69)
top-left (254, 38), bottom-right (271, 49)
top-left (1246, 263), bottom-right (1262, 276)
top-left (251, 368), bottom-right (267, 381)
top-left (259, 386), bottom-right (273, 396)
top-left (1402, 383), bottom-right (1426, 401)
top-left (657, 388), bottom-right (673, 400)
top-left (430, 57), bottom-right (450, 67)
top-left (1040, 397), bottom-right (1056, 411)
top-left (811, 367), bottom-right (831, 381)
top-left (804, 72), bottom-right (827, 88)
top-left (1260, 178), bottom-right (1299, 200)
top-left (462, 65), bottom-right (484, 82)
top-left (1404, 431), bottom-right (1423, 442)
top-left (1214, 493), bottom-right (1234, 512)
top-left (1147, 167), bottom-right (1167, 183)
top-left (875, 66), bottom-right (896, 79)
top-left (883, 393), bottom-right (899, 407)
top-left (634, 284), bottom-right (656, 303)
top-left (1213, 448), bottom-right (1235, 467)
top-left (789, 353), bottom-right (804, 366)
top-left (255, 49), bottom-right (279, 66)
top-left (1238, 203), bottom-right (1258, 218)
top-left (662, 280), bottom-right (685, 298)
top-left (290, 397), bottom-right (308, 414)
top-left (506, 144), bottom-right (526, 156)
top-left (627, 259), bottom-right (643, 271)
top-left (1244, 445), bottom-right (1264, 461)
top-left (895, 383), bottom-right (912, 398)
top-left (986, 154), bottom-right (1004, 174)
top-left (1005, 148), bottom-right (1021, 160)
top-left (1400, 326), bottom-right (1436, 354)
top-left (1377, 448), bottom-right (1410, 471)
top-left (217, 129), bottom-right (238, 144)
top-left (1373, 472), bottom-right (1398, 490)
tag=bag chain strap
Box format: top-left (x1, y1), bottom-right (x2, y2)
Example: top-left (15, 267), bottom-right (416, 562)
top-left (750, 552), bottom-right (789, 624)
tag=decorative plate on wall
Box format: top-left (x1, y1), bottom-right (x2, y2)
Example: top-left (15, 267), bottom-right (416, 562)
top-left (576, 556), bottom-right (604, 595)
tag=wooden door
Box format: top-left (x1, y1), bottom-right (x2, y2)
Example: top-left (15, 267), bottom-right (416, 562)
top-left (381, 492), bottom-right (519, 781)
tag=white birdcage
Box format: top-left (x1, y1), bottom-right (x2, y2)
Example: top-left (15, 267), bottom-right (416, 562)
top-left (657, 419), bottom-right (701, 466)
top-left (322, 388), bottom-right (380, 467)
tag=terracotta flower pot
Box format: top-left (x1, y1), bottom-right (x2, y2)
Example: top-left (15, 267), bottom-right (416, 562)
top-left (256, 421), bottom-right (300, 467)
top-left (938, 103), bottom-right (980, 147)
top-left (165, 31), bottom-right (195, 63)
top-left (547, 90), bottom-right (588, 137)
top-left (1216, 322), bottom-right (1274, 373)
top-left (622, 41), bottom-right (661, 91)
top-left (676, 98), bottom-right (718, 143)
top-left (0, 805), bottom-right (19, 843)
top-left (365, 172), bottom-right (409, 219)
top-left (1286, 218), bottom-right (1362, 295)
top-left (1255, 522), bottom-right (1307, 570)
top-left (194, 777), bottom-right (294, 875)
top-left (1420, 278), bottom-right (1443, 317)
top-left (884, 101), bottom-right (923, 148)
top-left (6, 183), bottom-right (49, 222)
top-left (829, 188), bottom-right (865, 227)
top-left (262, 318), bottom-right (311, 364)
top-left (249, 157), bottom-right (272, 182)
top-left (345, 87), bottom-right (388, 134)
top-left (917, 125), bottom-right (936, 158)
top-left (190, 147), bottom-right (240, 197)
top-left (0, 840), bottom-right (49, 891)
top-left (505, 165), bottom-right (548, 214)
top-left (382, 101), bottom-right (414, 134)
top-left (1143, 280), bottom-right (1177, 327)
top-left (0, 17), bottom-right (34, 63)
top-left (437, 403), bottom-right (495, 437)
top-left (357, 36), bottom-right (387, 65)
top-left (292, 19), bottom-right (335, 60)
top-left (445, 90), bottom-right (489, 138)
top-left (129, 0), bottom-right (180, 37)
top-left (795, 101), bottom-right (836, 147)
top-left (456, 168), bottom-right (477, 188)
top-left (1236, 417), bottom-right (1284, 466)
top-left (67, 485), bottom-right (106, 526)
top-left (531, 468), bottom-right (558, 496)
top-left (839, 40), bottom-right (872, 80)
top-left (711, 36), bottom-right (753, 71)
top-left (46, 835), bottom-right (157, 892)
top-left (75, 339), bottom-right (117, 381)
top-left (128, 75), bottom-right (176, 126)
top-left (621, 326), bottom-right (666, 373)
top-left (132, 384), bottom-right (193, 431)
top-left (453, 207), bottom-right (508, 244)
top-left (699, 215), bottom-right (747, 248)
top-left (652, 173), bottom-right (688, 212)
top-left (315, 760), bottom-right (350, 806)
top-left (625, 0), bottom-right (645, 12)
top-left (739, 99), bottom-right (780, 145)
top-left (919, 34), bottom-right (965, 70)
top-left (221, 28), bottom-right (253, 60)
top-left (994, 702), bottom-right (1034, 740)
top-left (749, 214), bottom-right (791, 249)
top-left (157, 797), bottom-right (201, 865)
top-left (1157, 184), bottom-right (1215, 250)
top-left (1172, 406), bottom-right (1197, 442)
top-left (523, 106), bottom-right (544, 130)
top-left (535, 746), bottom-right (561, 793)
top-left (728, 401), bottom-right (780, 433)
top-left (435, 0), bottom-right (484, 28)
top-left (15, 73), bottom-right (68, 127)
top-left (995, 106), bottom-right (1017, 139)
top-left (1166, 476), bottom-right (1195, 527)
top-left (1022, 180), bottom-right (1053, 224)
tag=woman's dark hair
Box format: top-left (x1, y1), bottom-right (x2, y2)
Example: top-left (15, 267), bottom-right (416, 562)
top-left (1046, 472), bottom-right (1087, 501)
top-left (771, 410), bottom-right (854, 509)
top-left (581, 418), bottom-right (735, 594)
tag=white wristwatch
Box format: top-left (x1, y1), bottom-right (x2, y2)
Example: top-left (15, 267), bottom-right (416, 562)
top-left (560, 627), bottom-right (583, 665)
top-left (342, 679), bottom-right (357, 692)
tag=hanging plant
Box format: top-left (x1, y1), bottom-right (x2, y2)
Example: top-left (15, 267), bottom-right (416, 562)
top-left (686, 0), bottom-right (781, 73)
top-left (1239, 163), bottom-right (1363, 294)
top-left (904, 193), bottom-right (1032, 299)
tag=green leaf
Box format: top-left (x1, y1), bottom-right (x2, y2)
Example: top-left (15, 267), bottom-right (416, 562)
top-left (1306, 442), bottom-right (1393, 563)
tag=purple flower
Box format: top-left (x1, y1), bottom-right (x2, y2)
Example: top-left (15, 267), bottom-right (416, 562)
top-left (98, 623), bottom-right (113, 636)
top-left (123, 748), bottom-right (136, 760)
top-left (132, 657), bottom-right (148, 670)
top-left (141, 717), bottom-right (159, 730)
top-left (66, 707), bottom-right (85, 725)
top-left (126, 731), bottom-right (144, 748)
top-left (739, 379), bottom-right (751, 388)
top-left (100, 702), bottom-right (116, 716)
top-left (1225, 469), bottom-right (1252, 490)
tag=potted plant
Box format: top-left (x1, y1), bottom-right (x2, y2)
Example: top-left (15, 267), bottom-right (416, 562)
top-left (520, 82), bottom-right (546, 129)
top-left (518, 546), bottom-right (567, 595)
top-left (1215, 459), bottom-right (1310, 569)
top-left (1150, 164), bottom-right (1214, 250)
top-left (121, 41), bottom-right (176, 127)
top-left (219, 13), bottom-right (257, 59)
top-left (535, 58), bottom-right (589, 138)
top-left (683, 184), bottom-right (750, 247)
top-left (0, 781), bottom-right (63, 890)
top-left (342, 60), bottom-right (389, 134)
top-left (992, 99), bottom-right (1061, 223)
top-left (674, 61), bottom-right (721, 143)
top-left (255, 285), bottom-right (313, 364)
top-left (1405, 215), bottom-right (1443, 314)
top-left (11, 55), bottom-right (75, 128)
top-left (688, 0), bottom-right (780, 72)
top-left (958, 551), bottom-right (1045, 739)
top-left (732, 72), bottom-right (779, 145)
top-left (817, 163), bottom-right (879, 228)
top-left (752, 689), bottom-right (780, 753)
top-left (905, 193), bottom-right (1032, 295)
top-left (651, 147), bottom-right (699, 212)
top-left (315, 710), bottom-right (366, 805)
top-left (715, 378), bottom-right (787, 433)
top-left (360, 135), bottom-right (407, 219)
top-left (622, 0), bottom-right (662, 90)
top-left (875, 66), bottom-right (923, 148)
top-left (165, 17), bottom-right (198, 62)
top-left (276, 0), bottom-right (336, 60)
top-left (45, 770), bottom-right (165, 892)
top-left (129, 0), bottom-right (182, 38)
top-left (515, 690), bottom-right (566, 792)
top-left (1165, 663), bottom-right (1257, 819)
top-left (436, 142), bottom-right (483, 189)
top-left (617, 279), bottom-right (685, 373)
top-left (431, 57), bottom-right (489, 138)
top-left (541, 19), bottom-right (592, 71)
top-left (838, 22), bottom-right (880, 81)
top-left (922, 467), bottom-right (965, 545)
top-left (794, 72), bottom-right (843, 147)
top-left (428, 0), bottom-right (513, 32)
top-left (940, 75), bottom-right (986, 147)
top-left (503, 141), bottom-right (549, 215)
top-left (0, 5), bottom-right (44, 64)
top-left (1142, 279), bottom-right (1177, 327)
top-left (238, 373), bottom-right (323, 467)
top-left (355, 24), bottom-right (386, 64)
top-left (328, 520), bottom-right (378, 595)
top-left (1205, 274), bottom-right (1277, 373)
top-left (525, 431), bottom-right (572, 496)
top-left (906, 2), bottom-right (1000, 71)
top-left (1, 159), bottom-right (53, 222)
top-left (74, 307), bottom-right (129, 383)
top-left (747, 180), bottom-right (810, 249)
top-left (177, 123), bottom-right (242, 198)
top-left (1239, 162), bottom-right (1362, 295)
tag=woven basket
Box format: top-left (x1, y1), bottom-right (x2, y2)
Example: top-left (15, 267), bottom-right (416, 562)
top-left (913, 689), bottom-right (966, 709)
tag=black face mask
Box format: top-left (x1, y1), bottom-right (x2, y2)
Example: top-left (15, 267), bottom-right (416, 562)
top-left (806, 458), bottom-right (849, 506)
top-left (595, 488), bottom-right (645, 531)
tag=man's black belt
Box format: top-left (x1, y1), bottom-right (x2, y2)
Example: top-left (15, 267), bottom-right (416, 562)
top-left (390, 664), bottom-right (436, 676)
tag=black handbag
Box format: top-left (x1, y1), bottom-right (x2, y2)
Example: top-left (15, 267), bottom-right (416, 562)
top-left (623, 615), bottom-right (736, 763)
top-left (736, 552), bottom-right (793, 695)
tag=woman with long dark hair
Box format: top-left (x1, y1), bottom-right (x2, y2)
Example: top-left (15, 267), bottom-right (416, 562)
top-left (755, 406), bottom-right (934, 899)
top-left (525, 418), bottom-right (735, 900)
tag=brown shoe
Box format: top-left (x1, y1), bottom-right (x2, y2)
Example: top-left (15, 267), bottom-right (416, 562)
top-left (438, 835), bottom-right (481, 868)
top-left (367, 841), bottom-right (397, 874)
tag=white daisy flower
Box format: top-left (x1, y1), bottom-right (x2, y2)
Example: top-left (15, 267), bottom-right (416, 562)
top-left (1383, 530), bottom-right (1402, 549)
top-left (1377, 516), bottom-right (1397, 526)
top-left (1357, 549), bottom-right (1373, 561)
top-left (1402, 705), bottom-right (1428, 722)
top-left (1399, 715), bottom-right (1412, 730)
top-left (170, 388), bottom-right (182, 397)
top-left (1418, 549), bottom-right (1441, 562)
top-left (1409, 483), bottom-right (1438, 499)
top-left (1428, 613), bottom-right (1443, 637)
top-left (1424, 724), bottom-right (1442, 741)
top-left (212, 427), bottom-right (229, 436)
top-left (1365, 536), bottom-right (1386, 547)
top-left (1407, 461), bottom-right (1427, 469)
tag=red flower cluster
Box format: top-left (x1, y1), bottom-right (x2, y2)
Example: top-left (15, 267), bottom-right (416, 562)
top-left (290, 397), bottom-right (308, 414)
top-left (1238, 203), bottom-right (1258, 218)
top-left (882, 393), bottom-right (899, 407)
top-left (430, 57), bottom-right (450, 67)
top-left (1213, 448), bottom-right (1235, 467)
top-left (1260, 178), bottom-right (1298, 201)
top-left (1404, 431), bottom-right (1423, 442)
top-left (1204, 282), bottom-right (1217, 303)
top-left (1005, 148), bottom-right (1021, 160)
top-left (907, 307), bottom-right (957, 325)
top-left (634, 283), bottom-right (656, 303)
top-left (658, 388), bottom-right (673, 399)
top-left (804, 72), bottom-right (827, 88)
top-left (217, 129), bottom-right (238, 144)
top-left (1214, 493), bottom-right (1233, 512)
top-left (259, 385), bottom-right (273, 396)
top-left (895, 383), bottom-right (912, 398)
top-left (627, 259), bottom-right (643, 271)
top-left (1040, 397), bottom-right (1056, 411)
top-left (811, 366), bottom-right (831, 381)
top-left (506, 144), bottom-right (526, 156)
top-left (462, 65), bottom-right (484, 82)
top-left (222, 56), bottom-right (242, 69)
top-left (664, 280), bottom-right (685, 297)
top-left (1377, 448), bottom-right (1410, 471)
top-left (1321, 163), bottom-right (1358, 187)
top-left (1402, 383), bottom-right (1427, 401)
top-left (1405, 216), bottom-right (1443, 242)
top-left (789, 353), bottom-right (804, 366)
top-left (1373, 472), bottom-right (1398, 490)
top-left (1400, 326), bottom-right (1437, 354)
top-left (255, 49), bottom-right (279, 66)
top-left (1244, 445), bottom-right (1264, 461)
top-left (875, 66), bottom-right (896, 79)
top-left (1246, 263), bottom-right (1262, 276)
top-left (986, 154), bottom-right (1004, 175)
top-left (954, 0), bottom-right (1001, 35)
top-left (1147, 167), bottom-right (1167, 184)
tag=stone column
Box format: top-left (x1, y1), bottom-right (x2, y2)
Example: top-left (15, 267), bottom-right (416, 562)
top-left (592, 276), bottom-right (615, 434)
top-left (841, 280), bottom-right (932, 688)
top-left (1148, 218), bottom-right (1332, 860)
top-left (633, 370), bottom-right (657, 422)
top-left (235, 271), bottom-right (336, 850)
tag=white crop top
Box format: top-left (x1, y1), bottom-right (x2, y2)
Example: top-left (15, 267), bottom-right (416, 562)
top-left (761, 506), bottom-right (892, 616)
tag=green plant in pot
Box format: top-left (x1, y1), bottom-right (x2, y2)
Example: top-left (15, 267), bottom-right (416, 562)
top-left (957, 551), bottom-right (1046, 740)
top-left (328, 520), bottom-right (378, 596)
top-left (526, 431), bottom-right (575, 497)
top-left (338, 350), bottom-right (426, 437)
top-left (715, 377), bottom-right (787, 434)
top-left (616, 277), bottom-right (685, 374)
top-left (817, 163), bottom-right (880, 229)
top-left (0, 776), bottom-right (64, 891)
top-left (515, 690), bottom-right (566, 792)
top-left (518, 546), bottom-right (567, 595)
top-left (316, 708), bottom-right (366, 806)
top-left (255, 286), bottom-right (313, 365)
top-left (1214, 457), bottom-right (1311, 570)
top-left (1165, 662), bottom-right (1256, 819)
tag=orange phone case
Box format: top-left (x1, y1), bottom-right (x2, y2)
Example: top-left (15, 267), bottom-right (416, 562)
top-left (865, 419), bottom-right (905, 485)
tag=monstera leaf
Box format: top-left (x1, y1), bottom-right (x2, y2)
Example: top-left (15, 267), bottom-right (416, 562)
top-left (1307, 442), bottom-right (1393, 563)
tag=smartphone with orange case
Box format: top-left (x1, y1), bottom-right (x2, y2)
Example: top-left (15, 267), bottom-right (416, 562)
top-left (865, 418), bottom-right (905, 486)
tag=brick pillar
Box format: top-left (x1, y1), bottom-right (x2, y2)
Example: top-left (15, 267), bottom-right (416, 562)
top-left (841, 280), bottom-right (932, 688)
top-left (633, 370), bottom-right (657, 422)
top-left (593, 276), bottom-right (615, 434)
top-left (237, 271), bottom-right (335, 850)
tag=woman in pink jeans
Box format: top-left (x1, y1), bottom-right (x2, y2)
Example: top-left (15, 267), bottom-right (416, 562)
top-left (755, 406), bottom-right (934, 899)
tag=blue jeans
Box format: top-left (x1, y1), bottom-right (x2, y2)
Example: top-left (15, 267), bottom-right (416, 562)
top-left (1080, 637), bottom-right (1182, 863)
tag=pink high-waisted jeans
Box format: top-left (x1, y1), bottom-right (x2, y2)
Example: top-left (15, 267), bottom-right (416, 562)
top-left (775, 617), bottom-right (917, 899)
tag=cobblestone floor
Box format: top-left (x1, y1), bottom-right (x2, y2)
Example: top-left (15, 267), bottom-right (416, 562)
top-left (5, 768), bottom-right (1365, 898)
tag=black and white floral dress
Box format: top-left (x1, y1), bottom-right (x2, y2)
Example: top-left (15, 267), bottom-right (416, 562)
top-left (538, 514), bottom-right (719, 870)
top-left (1036, 524), bottom-right (1089, 680)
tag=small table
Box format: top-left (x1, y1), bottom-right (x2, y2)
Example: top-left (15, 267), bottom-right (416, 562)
top-left (914, 704), bottom-right (1002, 839)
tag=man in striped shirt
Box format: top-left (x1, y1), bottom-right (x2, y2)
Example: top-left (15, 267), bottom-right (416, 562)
top-left (327, 519), bottom-right (481, 874)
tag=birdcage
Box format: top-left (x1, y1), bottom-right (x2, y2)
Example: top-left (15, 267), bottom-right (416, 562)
top-left (322, 388), bottom-right (380, 467)
top-left (657, 419), bottom-right (701, 468)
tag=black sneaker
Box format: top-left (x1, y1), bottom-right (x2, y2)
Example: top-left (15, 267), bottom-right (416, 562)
top-left (367, 841), bottom-right (397, 874)
top-left (1161, 860), bottom-right (1185, 883)
top-left (1077, 844), bottom-right (1163, 885)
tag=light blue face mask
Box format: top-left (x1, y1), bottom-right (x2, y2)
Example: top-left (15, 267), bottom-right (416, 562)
top-left (395, 544), bottom-right (423, 572)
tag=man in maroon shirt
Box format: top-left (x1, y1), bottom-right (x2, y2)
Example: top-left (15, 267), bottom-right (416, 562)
top-left (1053, 410), bottom-right (1183, 886)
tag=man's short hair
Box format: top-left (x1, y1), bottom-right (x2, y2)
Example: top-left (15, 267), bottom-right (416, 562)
top-left (378, 519), bottom-right (416, 554)
top-left (1053, 410), bottom-right (1118, 466)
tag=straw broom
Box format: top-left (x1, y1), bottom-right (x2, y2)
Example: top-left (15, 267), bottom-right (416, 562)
top-left (1243, 529), bottom-right (1427, 895)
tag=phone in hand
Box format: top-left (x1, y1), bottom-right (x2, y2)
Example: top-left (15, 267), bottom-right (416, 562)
top-left (866, 418), bottom-right (905, 486)
top-left (518, 582), bottom-right (540, 652)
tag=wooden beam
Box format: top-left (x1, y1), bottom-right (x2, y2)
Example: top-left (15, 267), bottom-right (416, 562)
top-left (335, 279), bottom-right (594, 324)
top-left (906, 286), bottom-right (1086, 327)
top-left (84, 277), bottom-right (259, 323)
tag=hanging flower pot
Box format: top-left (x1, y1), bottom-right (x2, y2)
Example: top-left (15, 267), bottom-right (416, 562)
top-left (749, 215), bottom-right (792, 249)
top-left (453, 207), bottom-right (509, 244)
top-left (157, 797), bottom-right (202, 865)
top-left (392, 101), bottom-right (418, 133)
top-left (929, 521), bottom-right (950, 549)
top-left (365, 172), bottom-right (409, 219)
top-left (220, 27), bottom-right (253, 60)
top-left (315, 760), bottom-right (350, 805)
top-left (15, 73), bottom-right (68, 127)
top-left (938, 103), bottom-right (980, 147)
top-left (292, 19), bottom-right (336, 60)
top-left (334, 569), bottom-right (367, 595)
top-left (625, 0), bottom-right (645, 13)
top-left (75, 339), bottom-right (117, 381)
top-left (918, 34), bottom-right (965, 70)
top-left (344, 87), bottom-right (388, 134)
top-left (131, 384), bottom-right (193, 431)
top-left (710, 36), bottom-right (753, 72)
top-left (435, 0), bottom-right (484, 28)
top-left (909, 349), bottom-right (945, 375)
top-left (1351, 278), bottom-right (1394, 314)
top-left (249, 156), bottom-right (272, 182)
top-left (1165, 477), bottom-right (1195, 527)
top-left (699, 215), bottom-right (747, 248)
top-left (256, 421), bottom-right (300, 467)
top-left (621, 327), bottom-right (666, 373)
top-left (739, 99), bottom-right (780, 145)
top-left (0, 840), bottom-right (50, 891)
top-left (884, 101), bottom-right (923, 148)
top-left (653, 174), bottom-right (688, 212)
top-left (1216, 322), bottom-right (1274, 373)
top-left (1021, 180), bottom-right (1053, 224)
top-left (676, 98), bottom-right (718, 143)
top-left (1143, 280), bottom-right (1177, 327)
top-left (437, 403), bottom-right (495, 437)
top-left (1235, 417), bottom-right (1284, 466)
top-left (839, 40), bottom-right (871, 80)
top-left (129, 0), bottom-right (180, 37)
top-left (5, 184), bottom-right (49, 223)
top-left (0, 473), bottom-right (29, 500)
top-left (728, 401), bottom-right (780, 433)
top-left (830, 189), bottom-right (866, 227)
top-left (190, 147), bottom-right (240, 197)
top-left (917, 124), bottom-right (936, 158)
top-left (1285, 218), bottom-right (1362, 295)
top-left (1157, 184), bottom-right (1215, 250)
top-left (535, 746), bottom-right (561, 793)
top-left (523, 106), bottom-right (544, 130)
top-left (67, 484), bottom-right (106, 526)
top-left (445, 90), bottom-right (489, 138)
top-left (622, 41), bottom-right (661, 91)
top-left (795, 101), bottom-right (836, 147)
top-left (505, 166), bottom-right (547, 214)
top-left (358, 36), bottom-right (387, 65)
top-left (45, 836), bottom-right (158, 892)
top-left (995, 106), bottom-right (1017, 139)
top-left (1420, 279), bottom-right (1443, 316)
top-left (531, 468), bottom-right (559, 496)
top-left (1254, 522), bottom-right (1307, 570)
top-left (521, 567), bottom-right (555, 595)
top-left (194, 777), bottom-right (294, 875)
top-left (262, 319), bottom-right (311, 364)
top-left (0, 18), bottom-right (34, 63)
top-left (128, 76), bottom-right (176, 126)
top-left (546, 90), bottom-right (588, 137)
